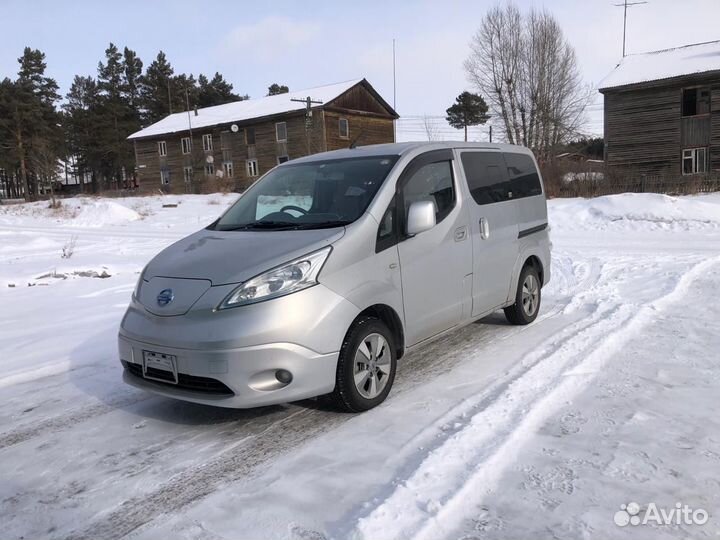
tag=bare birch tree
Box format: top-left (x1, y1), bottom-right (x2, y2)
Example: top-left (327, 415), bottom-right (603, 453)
top-left (465, 3), bottom-right (592, 160)
top-left (422, 115), bottom-right (443, 141)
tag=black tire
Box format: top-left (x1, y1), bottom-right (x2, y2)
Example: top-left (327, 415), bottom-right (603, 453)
top-left (504, 264), bottom-right (541, 325)
top-left (327, 316), bottom-right (397, 412)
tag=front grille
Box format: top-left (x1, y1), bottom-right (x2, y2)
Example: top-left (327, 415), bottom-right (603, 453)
top-left (123, 361), bottom-right (234, 396)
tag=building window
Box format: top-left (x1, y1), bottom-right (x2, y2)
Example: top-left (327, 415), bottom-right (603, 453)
top-left (246, 159), bottom-right (259, 177)
top-left (181, 137), bottom-right (192, 154)
top-left (160, 169), bottom-right (170, 185)
top-left (682, 87), bottom-right (710, 117)
top-left (339, 118), bottom-right (349, 139)
top-left (275, 122), bottom-right (287, 142)
top-left (183, 166), bottom-right (193, 183)
top-left (223, 161), bottom-right (234, 178)
top-left (245, 127), bottom-right (256, 145)
top-left (682, 148), bottom-right (707, 175)
top-left (202, 134), bottom-right (213, 152)
top-left (205, 163), bottom-right (215, 176)
top-left (277, 155), bottom-right (289, 165)
top-left (158, 141), bottom-right (167, 156)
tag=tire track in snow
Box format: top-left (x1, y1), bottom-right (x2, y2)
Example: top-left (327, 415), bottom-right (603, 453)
top-left (64, 408), bottom-right (346, 540)
top-left (0, 392), bottom-right (153, 450)
top-left (354, 256), bottom-right (720, 540)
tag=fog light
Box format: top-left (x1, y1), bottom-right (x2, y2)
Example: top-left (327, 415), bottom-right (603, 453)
top-left (275, 369), bottom-right (293, 384)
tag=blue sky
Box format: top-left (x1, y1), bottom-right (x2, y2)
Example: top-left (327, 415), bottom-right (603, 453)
top-left (2, 0), bottom-right (718, 140)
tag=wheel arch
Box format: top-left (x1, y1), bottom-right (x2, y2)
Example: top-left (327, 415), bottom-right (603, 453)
top-left (352, 304), bottom-right (405, 359)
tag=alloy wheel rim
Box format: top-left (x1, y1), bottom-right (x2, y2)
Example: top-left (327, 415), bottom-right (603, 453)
top-left (353, 333), bottom-right (391, 399)
top-left (522, 274), bottom-right (539, 316)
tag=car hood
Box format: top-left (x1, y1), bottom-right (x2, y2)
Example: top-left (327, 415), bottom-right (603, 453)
top-left (144, 227), bottom-right (345, 285)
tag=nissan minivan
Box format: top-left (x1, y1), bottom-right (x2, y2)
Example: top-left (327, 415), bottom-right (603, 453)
top-left (118, 142), bottom-right (551, 412)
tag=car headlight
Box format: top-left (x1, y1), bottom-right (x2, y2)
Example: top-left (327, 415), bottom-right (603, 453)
top-left (217, 246), bottom-right (332, 310)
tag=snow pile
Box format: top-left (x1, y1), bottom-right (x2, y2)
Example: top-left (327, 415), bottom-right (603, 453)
top-left (68, 199), bottom-right (141, 227)
top-left (549, 193), bottom-right (720, 232)
top-left (0, 198), bottom-right (141, 227)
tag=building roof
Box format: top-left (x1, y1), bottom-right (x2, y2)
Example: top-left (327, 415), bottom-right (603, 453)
top-left (128, 78), bottom-right (383, 140)
top-left (599, 40), bottom-right (720, 91)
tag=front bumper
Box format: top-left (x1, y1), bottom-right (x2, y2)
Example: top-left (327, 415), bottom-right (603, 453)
top-left (118, 283), bottom-right (359, 408)
top-left (118, 336), bottom-right (338, 408)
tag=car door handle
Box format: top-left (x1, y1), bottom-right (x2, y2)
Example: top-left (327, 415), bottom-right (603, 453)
top-left (479, 217), bottom-right (490, 240)
top-left (454, 226), bottom-right (467, 242)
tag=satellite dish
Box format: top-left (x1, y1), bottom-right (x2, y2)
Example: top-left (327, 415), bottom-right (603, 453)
top-left (206, 155), bottom-right (214, 164)
top-left (230, 124), bottom-right (239, 133)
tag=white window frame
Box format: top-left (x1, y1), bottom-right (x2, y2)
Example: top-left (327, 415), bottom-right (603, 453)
top-left (160, 169), bottom-right (170, 185)
top-left (223, 161), bottom-right (234, 178)
top-left (246, 159), bottom-right (259, 177)
top-left (682, 147), bottom-right (707, 175)
top-left (205, 163), bottom-right (215, 177)
top-left (183, 166), bottom-right (193, 183)
top-left (339, 118), bottom-right (349, 139)
top-left (181, 137), bottom-right (192, 155)
top-left (202, 133), bottom-right (213, 152)
top-left (275, 122), bottom-right (287, 142)
top-left (158, 140), bottom-right (167, 157)
top-left (277, 155), bottom-right (289, 165)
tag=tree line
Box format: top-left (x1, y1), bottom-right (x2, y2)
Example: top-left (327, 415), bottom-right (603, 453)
top-left (0, 44), bottom-right (287, 200)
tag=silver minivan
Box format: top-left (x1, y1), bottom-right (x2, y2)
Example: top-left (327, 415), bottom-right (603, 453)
top-left (118, 142), bottom-right (551, 412)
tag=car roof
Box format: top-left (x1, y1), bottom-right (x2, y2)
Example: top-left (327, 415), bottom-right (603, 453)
top-left (288, 141), bottom-right (534, 164)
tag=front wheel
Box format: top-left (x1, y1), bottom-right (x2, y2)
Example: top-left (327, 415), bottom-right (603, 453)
top-left (504, 265), bottom-right (541, 325)
top-left (327, 316), bottom-right (397, 412)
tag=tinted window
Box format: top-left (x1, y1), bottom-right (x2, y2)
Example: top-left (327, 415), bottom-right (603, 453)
top-left (461, 151), bottom-right (510, 205)
top-left (401, 161), bottom-right (455, 226)
top-left (504, 153), bottom-right (542, 198)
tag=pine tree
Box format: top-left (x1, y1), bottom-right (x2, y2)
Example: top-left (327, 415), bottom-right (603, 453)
top-left (267, 83), bottom-right (289, 96)
top-left (197, 72), bottom-right (241, 108)
top-left (446, 91), bottom-right (489, 142)
top-left (0, 48), bottom-right (61, 199)
top-left (139, 51), bottom-right (176, 124)
top-left (63, 75), bottom-right (101, 192)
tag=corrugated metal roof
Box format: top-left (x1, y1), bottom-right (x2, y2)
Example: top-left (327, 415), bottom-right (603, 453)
top-left (128, 79), bottom-right (364, 140)
top-left (599, 40), bottom-right (720, 91)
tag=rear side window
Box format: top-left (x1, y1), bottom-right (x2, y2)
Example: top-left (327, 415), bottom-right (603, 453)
top-left (461, 151), bottom-right (510, 205)
top-left (504, 153), bottom-right (542, 198)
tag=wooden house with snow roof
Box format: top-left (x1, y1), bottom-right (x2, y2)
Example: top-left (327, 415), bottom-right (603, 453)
top-left (128, 79), bottom-right (398, 192)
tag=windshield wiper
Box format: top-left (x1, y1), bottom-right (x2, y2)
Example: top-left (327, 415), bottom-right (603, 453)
top-left (292, 220), bottom-right (350, 230)
top-left (219, 220), bottom-right (350, 231)
top-left (219, 220), bottom-right (298, 231)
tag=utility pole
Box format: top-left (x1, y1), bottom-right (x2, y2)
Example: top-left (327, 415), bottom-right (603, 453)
top-left (489, 125), bottom-right (493, 143)
top-left (614, 0), bottom-right (647, 57)
top-left (392, 38), bottom-right (397, 142)
top-left (291, 96), bottom-right (323, 154)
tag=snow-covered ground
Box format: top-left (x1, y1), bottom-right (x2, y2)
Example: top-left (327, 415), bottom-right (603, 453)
top-left (1, 192), bottom-right (719, 540)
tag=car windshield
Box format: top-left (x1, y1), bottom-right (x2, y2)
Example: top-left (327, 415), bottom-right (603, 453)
top-left (212, 155), bottom-right (400, 231)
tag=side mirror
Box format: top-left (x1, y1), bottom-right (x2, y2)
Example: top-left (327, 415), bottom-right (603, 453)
top-left (406, 200), bottom-right (436, 236)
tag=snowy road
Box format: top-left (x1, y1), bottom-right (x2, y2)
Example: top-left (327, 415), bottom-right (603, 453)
top-left (1, 193), bottom-right (719, 539)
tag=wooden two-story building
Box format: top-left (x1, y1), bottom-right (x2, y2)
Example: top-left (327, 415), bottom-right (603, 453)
top-left (128, 78), bottom-right (398, 192)
top-left (599, 40), bottom-right (720, 177)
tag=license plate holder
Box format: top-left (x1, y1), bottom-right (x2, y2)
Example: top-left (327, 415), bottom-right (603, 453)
top-left (142, 350), bottom-right (178, 384)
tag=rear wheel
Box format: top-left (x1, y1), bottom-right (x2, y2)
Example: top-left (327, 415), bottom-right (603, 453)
top-left (504, 264), bottom-right (541, 325)
top-left (327, 316), bottom-right (397, 412)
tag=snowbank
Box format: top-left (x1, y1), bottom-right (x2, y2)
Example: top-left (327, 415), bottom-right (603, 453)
top-left (0, 198), bottom-right (140, 227)
top-left (549, 193), bottom-right (720, 232)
